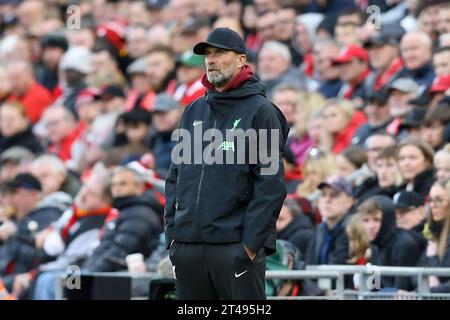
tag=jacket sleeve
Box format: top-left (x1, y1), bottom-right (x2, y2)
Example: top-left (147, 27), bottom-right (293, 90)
top-left (393, 234), bottom-right (423, 290)
top-left (305, 230), bottom-right (318, 265)
top-left (164, 162), bottom-right (178, 249)
top-left (328, 230), bottom-right (350, 265)
top-left (242, 103), bottom-right (289, 254)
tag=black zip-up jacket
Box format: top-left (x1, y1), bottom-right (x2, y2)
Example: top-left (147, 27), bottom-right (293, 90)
top-left (164, 72), bottom-right (289, 255)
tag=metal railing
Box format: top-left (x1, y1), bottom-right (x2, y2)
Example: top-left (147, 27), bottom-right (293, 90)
top-left (265, 265), bottom-right (450, 300)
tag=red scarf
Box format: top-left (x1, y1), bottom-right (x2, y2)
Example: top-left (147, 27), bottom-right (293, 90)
top-left (343, 68), bottom-right (371, 99)
top-left (374, 57), bottom-right (404, 92)
top-left (61, 205), bottom-right (113, 241)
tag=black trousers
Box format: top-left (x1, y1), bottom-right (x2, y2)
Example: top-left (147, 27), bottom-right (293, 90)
top-left (169, 242), bottom-right (266, 300)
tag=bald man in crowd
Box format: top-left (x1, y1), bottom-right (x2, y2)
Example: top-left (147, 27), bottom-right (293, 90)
top-left (400, 32), bottom-right (435, 88)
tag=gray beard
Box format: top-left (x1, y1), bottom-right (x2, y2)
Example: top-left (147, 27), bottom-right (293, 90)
top-left (207, 69), bottom-right (234, 87)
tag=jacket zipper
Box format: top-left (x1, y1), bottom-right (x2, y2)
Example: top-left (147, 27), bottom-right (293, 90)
top-left (194, 116), bottom-right (219, 239)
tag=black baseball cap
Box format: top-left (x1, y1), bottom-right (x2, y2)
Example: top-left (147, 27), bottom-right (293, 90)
top-left (5, 173), bottom-right (42, 192)
top-left (193, 28), bottom-right (247, 55)
top-left (393, 191), bottom-right (424, 210)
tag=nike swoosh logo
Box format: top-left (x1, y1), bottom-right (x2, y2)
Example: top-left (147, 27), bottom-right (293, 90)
top-left (234, 270), bottom-right (248, 278)
top-left (193, 121), bottom-right (203, 126)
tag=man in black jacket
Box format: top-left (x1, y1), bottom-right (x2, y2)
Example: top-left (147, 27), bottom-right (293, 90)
top-left (358, 195), bottom-right (423, 291)
top-left (164, 28), bottom-right (289, 300)
top-left (82, 166), bottom-right (162, 272)
top-left (305, 176), bottom-right (354, 266)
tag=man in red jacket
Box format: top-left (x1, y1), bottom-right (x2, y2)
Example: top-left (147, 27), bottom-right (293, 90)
top-left (6, 60), bottom-right (54, 124)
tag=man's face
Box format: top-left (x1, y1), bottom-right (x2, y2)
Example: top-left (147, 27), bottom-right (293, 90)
top-left (256, 12), bottom-right (277, 41)
top-left (318, 186), bottom-right (353, 222)
top-left (433, 50), bottom-right (450, 76)
top-left (362, 211), bottom-right (382, 241)
top-left (152, 109), bottom-right (179, 132)
top-left (421, 121), bottom-right (444, 148)
top-left (400, 35), bottom-right (432, 71)
top-left (375, 157), bottom-right (399, 188)
top-left (126, 28), bottom-right (151, 59)
top-left (272, 89), bottom-right (296, 125)
top-left (91, 51), bottom-right (114, 74)
top-left (44, 108), bottom-right (73, 143)
top-left (338, 58), bottom-right (366, 82)
top-left (77, 101), bottom-right (101, 124)
top-left (111, 170), bottom-right (144, 198)
top-left (257, 48), bottom-right (289, 81)
top-left (364, 99), bottom-right (391, 127)
top-left (388, 90), bottom-right (413, 118)
top-left (131, 73), bottom-right (152, 94)
top-left (396, 206), bottom-right (424, 230)
top-left (42, 46), bottom-right (65, 70)
top-left (205, 47), bottom-right (245, 89)
top-left (146, 51), bottom-right (174, 91)
top-left (368, 44), bottom-right (398, 71)
top-left (30, 163), bottom-right (65, 195)
top-left (276, 8), bottom-right (296, 42)
top-left (366, 135), bottom-right (396, 170)
top-left (313, 44), bottom-right (341, 80)
top-left (125, 122), bottom-right (149, 144)
top-left (74, 176), bottom-right (108, 211)
top-left (437, 7), bottom-right (450, 35)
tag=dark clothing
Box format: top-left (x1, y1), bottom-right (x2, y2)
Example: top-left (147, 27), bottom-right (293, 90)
top-left (422, 222), bottom-right (450, 293)
top-left (351, 120), bottom-right (392, 147)
top-left (318, 79), bottom-right (343, 99)
top-left (369, 196), bottom-right (423, 291)
top-left (37, 66), bottom-right (59, 93)
top-left (169, 242), bottom-right (266, 299)
top-left (305, 214), bottom-right (350, 265)
top-left (60, 82), bottom-right (87, 118)
top-left (277, 215), bottom-right (314, 257)
top-left (0, 126), bottom-right (43, 154)
top-left (148, 129), bottom-right (177, 179)
top-left (0, 204), bottom-right (62, 291)
top-left (165, 65), bottom-right (288, 300)
top-left (401, 168), bottom-right (435, 198)
top-left (402, 63), bottom-right (435, 88)
top-left (82, 194), bottom-right (162, 272)
top-left (165, 66), bottom-right (289, 255)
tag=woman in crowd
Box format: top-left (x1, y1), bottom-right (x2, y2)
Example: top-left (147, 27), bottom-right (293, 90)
top-left (434, 144), bottom-right (450, 185)
top-left (296, 148), bottom-right (336, 203)
top-left (320, 99), bottom-right (366, 154)
top-left (424, 180), bottom-right (450, 293)
top-left (396, 138), bottom-right (435, 197)
top-left (287, 91), bottom-right (325, 166)
top-left (336, 146), bottom-right (368, 179)
top-left (0, 102), bottom-right (42, 154)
